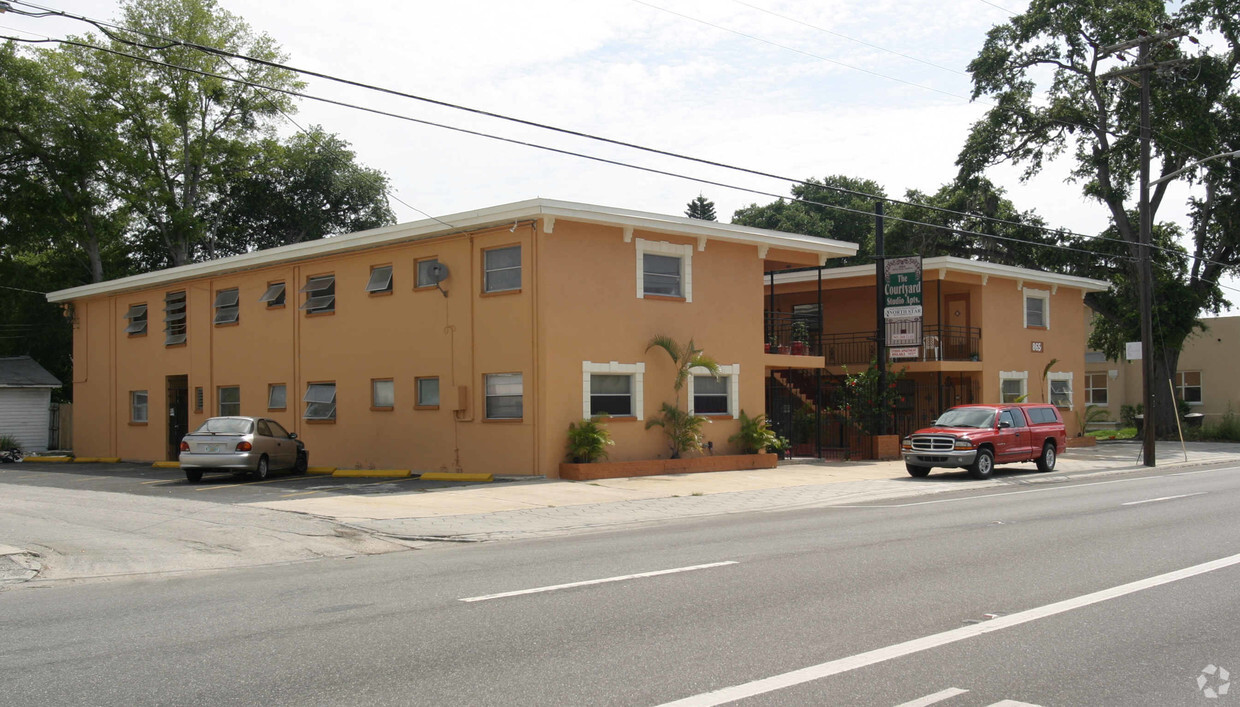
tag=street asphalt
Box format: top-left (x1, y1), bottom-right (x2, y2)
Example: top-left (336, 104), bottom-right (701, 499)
top-left (1, 440), bottom-right (1238, 587)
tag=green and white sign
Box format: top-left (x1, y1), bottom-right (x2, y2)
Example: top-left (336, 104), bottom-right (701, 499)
top-left (883, 257), bottom-right (923, 347)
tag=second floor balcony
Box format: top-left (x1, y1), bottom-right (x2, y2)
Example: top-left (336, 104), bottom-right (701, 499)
top-left (766, 312), bottom-right (981, 365)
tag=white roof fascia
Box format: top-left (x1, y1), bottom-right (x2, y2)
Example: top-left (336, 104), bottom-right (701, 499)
top-left (47, 198), bottom-right (857, 303)
top-left (769, 255), bottom-right (1110, 293)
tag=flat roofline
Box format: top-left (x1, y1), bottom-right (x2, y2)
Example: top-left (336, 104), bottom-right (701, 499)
top-left (47, 198), bottom-right (858, 303)
top-left (768, 255), bottom-right (1110, 293)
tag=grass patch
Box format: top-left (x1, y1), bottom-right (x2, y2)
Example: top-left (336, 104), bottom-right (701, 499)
top-left (1088, 427), bottom-right (1137, 440)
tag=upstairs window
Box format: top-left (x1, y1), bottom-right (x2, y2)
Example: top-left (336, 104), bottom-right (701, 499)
top-left (163, 290), bottom-right (187, 345)
top-left (218, 386), bottom-right (241, 416)
top-left (213, 288), bottom-right (239, 325)
top-left (1024, 288), bottom-right (1050, 328)
top-left (123, 303), bottom-right (148, 336)
top-left (304, 382), bottom-right (337, 421)
top-left (636, 238), bottom-right (693, 302)
top-left (416, 377), bottom-right (440, 409)
top-left (483, 246), bottom-right (521, 293)
top-left (258, 282), bottom-right (286, 308)
top-left (268, 383), bottom-right (287, 410)
top-left (372, 378), bottom-right (395, 410)
top-left (484, 373), bottom-right (523, 419)
top-left (1085, 373), bottom-right (1108, 405)
top-left (366, 265), bottom-right (393, 294)
top-left (643, 254), bottom-right (683, 297)
top-left (300, 275), bottom-right (335, 314)
top-left (416, 258), bottom-right (441, 289)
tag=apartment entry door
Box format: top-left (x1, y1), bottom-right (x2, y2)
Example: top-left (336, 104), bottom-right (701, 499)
top-left (943, 294), bottom-right (970, 360)
top-left (166, 375), bottom-right (189, 461)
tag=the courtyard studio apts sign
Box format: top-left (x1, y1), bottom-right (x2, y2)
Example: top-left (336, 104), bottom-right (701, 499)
top-left (884, 256), bottom-right (923, 350)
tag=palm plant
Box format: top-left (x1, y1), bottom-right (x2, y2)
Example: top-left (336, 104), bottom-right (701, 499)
top-left (645, 335), bottom-right (721, 458)
top-left (728, 410), bottom-right (777, 454)
top-left (566, 415), bottom-right (614, 463)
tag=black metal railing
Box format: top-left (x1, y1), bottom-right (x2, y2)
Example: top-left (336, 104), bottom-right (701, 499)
top-left (815, 324), bottom-right (982, 365)
top-left (764, 311), bottom-right (820, 356)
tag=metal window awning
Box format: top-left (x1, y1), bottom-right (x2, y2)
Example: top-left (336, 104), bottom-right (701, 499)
top-left (365, 266), bottom-right (393, 292)
top-left (258, 283), bottom-right (286, 303)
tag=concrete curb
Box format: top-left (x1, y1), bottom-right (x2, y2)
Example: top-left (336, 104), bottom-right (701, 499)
top-left (420, 472), bottom-right (493, 483)
top-left (332, 469), bottom-right (411, 478)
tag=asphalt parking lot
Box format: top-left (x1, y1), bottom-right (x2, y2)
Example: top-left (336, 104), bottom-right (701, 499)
top-left (0, 461), bottom-right (533, 505)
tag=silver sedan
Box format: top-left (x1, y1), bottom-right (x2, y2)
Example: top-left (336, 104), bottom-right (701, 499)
top-left (178, 416), bottom-right (307, 483)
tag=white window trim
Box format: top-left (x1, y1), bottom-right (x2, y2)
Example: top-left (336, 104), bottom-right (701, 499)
top-left (999, 370), bottom-right (1028, 403)
top-left (635, 238), bottom-right (693, 302)
top-left (687, 363), bottom-right (739, 416)
top-left (582, 361), bottom-right (645, 420)
top-left (1176, 371), bottom-right (1204, 406)
top-left (1085, 373), bottom-right (1108, 405)
top-left (1023, 287), bottom-right (1050, 329)
top-left (1047, 371), bottom-right (1074, 410)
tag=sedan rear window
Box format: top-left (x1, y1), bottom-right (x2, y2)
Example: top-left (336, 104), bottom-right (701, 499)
top-left (191, 418), bottom-right (253, 435)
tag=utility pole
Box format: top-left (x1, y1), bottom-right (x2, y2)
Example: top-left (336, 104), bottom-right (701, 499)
top-left (875, 201), bottom-right (887, 435)
top-left (1100, 28), bottom-right (1191, 467)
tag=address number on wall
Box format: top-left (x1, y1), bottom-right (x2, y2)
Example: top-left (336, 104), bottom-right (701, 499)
top-left (1031, 341), bottom-right (1043, 353)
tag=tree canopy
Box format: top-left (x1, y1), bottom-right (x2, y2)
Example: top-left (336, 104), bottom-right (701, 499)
top-left (685, 194), bottom-right (717, 221)
top-left (958, 0), bottom-right (1240, 433)
top-left (0, 0), bottom-right (395, 396)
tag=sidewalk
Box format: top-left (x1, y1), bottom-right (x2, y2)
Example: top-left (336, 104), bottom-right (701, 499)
top-left (249, 441), bottom-right (1240, 542)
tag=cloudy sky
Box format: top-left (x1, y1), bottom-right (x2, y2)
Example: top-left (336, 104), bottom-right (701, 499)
top-left (5, 0), bottom-right (1234, 305)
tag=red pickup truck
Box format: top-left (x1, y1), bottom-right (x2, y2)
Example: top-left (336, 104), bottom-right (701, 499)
top-left (901, 403), bottom-right (1066, 479)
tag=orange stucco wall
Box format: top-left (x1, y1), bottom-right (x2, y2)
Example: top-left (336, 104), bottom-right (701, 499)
top-left (68, 218), bottom-right (779, 476)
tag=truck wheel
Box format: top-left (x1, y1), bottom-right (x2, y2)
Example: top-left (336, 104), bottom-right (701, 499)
top-left (968, 448), bottom-right (994, 480)
top-left (1036, 442), bottom-right (1057, 472)
top-left (905, 463), bottom-right (930, 478)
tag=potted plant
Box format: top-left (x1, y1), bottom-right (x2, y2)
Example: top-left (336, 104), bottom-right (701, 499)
top-left (565, 415), bottom-right (614, 463)
top-left (764, 335), bottom-right (776, 354)
top-left (790, 320), bottom-right (809, 355)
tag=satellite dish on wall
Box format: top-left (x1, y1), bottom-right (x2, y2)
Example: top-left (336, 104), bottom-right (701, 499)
top-left (428, 262), bottom-right (450, 283)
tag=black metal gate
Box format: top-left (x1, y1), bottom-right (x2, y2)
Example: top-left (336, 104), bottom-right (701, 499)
top-left (47, 402), bottom-right (61, 450)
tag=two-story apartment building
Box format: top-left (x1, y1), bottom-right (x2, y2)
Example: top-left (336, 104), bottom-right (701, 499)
top-left (763, 257), bottom-right (1110, 448)
top-left (47, 199), bottom-right (856, 477)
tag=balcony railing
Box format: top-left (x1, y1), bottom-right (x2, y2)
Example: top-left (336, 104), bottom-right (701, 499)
top-left (816, 324), bottom-right (982, 365)
top-left (765, 312), bottom-right (820, 356)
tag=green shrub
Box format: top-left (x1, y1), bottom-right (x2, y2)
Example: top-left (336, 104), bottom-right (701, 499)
top-left (0, 434), bottom-right (19, 451)
top-left (1120, 404), bottom-right (1142, 428)
top-left (728, 410), bottom-right (777, 454)
top-left (646, 403), bottom-right (709, 459)
top-left (1200, 410), bottom-right (1240, 442)
top-left (566, 416), bottom-right (614, 463)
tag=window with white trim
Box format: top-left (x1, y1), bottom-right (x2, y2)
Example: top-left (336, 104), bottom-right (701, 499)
top-left (300, 275), bottom-right (335, 314)
top-left (304, 382), bottom-right (336, 420)
top-left (218, 385), bottom-right (240, 416)
top-left (366, 265), bottom-right (393, 294)
top-left (1085, 373), bottom-right (1108, 405)
top-left (258, 282), bottom-right (286, 308)
top-left (1047, 371), bottom-right (1073, 409)
top-left (483, 246), bottom-right (521, 293)
top-left (131, 390), bottom-right (148, 423)
top-left (1000, 370), bottom-right (1028, 403)
top-left (688, 364), bottom-right (739, 416)
top-left (163, 290), bottom-right (187, 345)
top-left (582, 362), bottom-right (645, 419)
top-left (123, 303), bottom-right (147, 335)
top-left (1175, 371), bottom-right (1202, 404)
top-left (213, 288), bottom-right (239, 325)
top-left (1023, 288), bottom-right (1050, 328)
top-left (636, 238), bottom-right (693, 302)
top-left (484, 373), bottom-right (523, 419)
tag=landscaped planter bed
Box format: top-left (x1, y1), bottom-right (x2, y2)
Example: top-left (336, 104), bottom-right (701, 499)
top-left (559, 453), bottom-right (778, 481)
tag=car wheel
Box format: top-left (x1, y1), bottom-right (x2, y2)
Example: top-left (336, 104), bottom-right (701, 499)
top-left (185, 469), bottom-right (203, 483)
top-left (254, 455), bottom-right (269, 480)
top-left (968, 448), bottom-right (994, 480)
top-left (1036, 442), bottom-right (1057, 472)
top-left (294, 450), bottom-right (308, 475)
top-left (905, 463), bottom-right (931, 478)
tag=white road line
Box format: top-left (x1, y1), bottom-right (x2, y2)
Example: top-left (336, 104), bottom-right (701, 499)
top-left (459, 561), bottom-right (738, 603)
top-left (986, 701), bottom-right (1042, 706)
top-left (893, 687), bottom-right (968, 706)
top-left (1121, 492), bottom-right (1206, 506)
top-left (1170, 468), bottom-right (1230, 476)
top-left (657, 552), bottom-right (1240, 706)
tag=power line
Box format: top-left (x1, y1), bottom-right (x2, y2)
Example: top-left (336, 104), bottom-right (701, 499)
top-left (4, 0), bottom-right (1145, 247)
